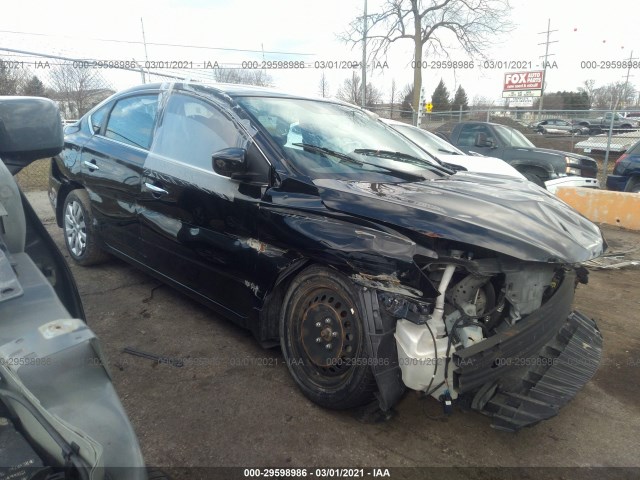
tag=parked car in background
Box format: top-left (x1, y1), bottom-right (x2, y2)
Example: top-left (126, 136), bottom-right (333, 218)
top-left (50, 82), bottom-right (605, 431)
top-left (606, 138), bottom-right (640, 192)
top-left (0, 96), bottom-right (147, 480)
top-left (573, 112), bottom-right (640, 133)
top-left (445, 121), bottom-right (600, 192)
top-left (380, 118), bottom-right (526, 180)
top-left (530, 118), bottom-right (589, 135)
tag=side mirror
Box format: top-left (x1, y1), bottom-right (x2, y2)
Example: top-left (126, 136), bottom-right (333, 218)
top-left (474, 132), bottom-right (493, 148)
top-left (212, 147), bottom-right (247, 178)
top-left (0, 97), bottom-right (63, 169)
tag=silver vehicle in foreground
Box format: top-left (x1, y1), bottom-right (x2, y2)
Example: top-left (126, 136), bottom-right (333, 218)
top-left (0, 96), bottom-right (147, 480)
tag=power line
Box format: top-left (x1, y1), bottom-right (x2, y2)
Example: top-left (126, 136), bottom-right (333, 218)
top-left (0, 29), bottom-right (315, 56)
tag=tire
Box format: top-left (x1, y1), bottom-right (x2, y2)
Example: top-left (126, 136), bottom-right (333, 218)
top-left (522, 171), bottom-right (546, 188)
top-left (63, 189), bottom-right (109, 265)
top-left (627, 180), bottom-right (640, 193)
top-left (280, 265), bottom-right (377, 410)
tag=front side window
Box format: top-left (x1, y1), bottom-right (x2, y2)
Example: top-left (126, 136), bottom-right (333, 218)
top-left (152, 93), bottom-right (247, 170)
top-left (104, 95), bottom-right (158, 150)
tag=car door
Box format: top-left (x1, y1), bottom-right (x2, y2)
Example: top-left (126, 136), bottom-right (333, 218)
top-left (80, 92), bottom-right (159, 261)
top-left (139, 90), bottom-right (268, 322)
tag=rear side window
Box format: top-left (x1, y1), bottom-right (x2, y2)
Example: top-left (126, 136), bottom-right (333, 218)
top-left (458, 124), bottom-right (491, 147)
top-left (104, 95), bottom-right (158, 150)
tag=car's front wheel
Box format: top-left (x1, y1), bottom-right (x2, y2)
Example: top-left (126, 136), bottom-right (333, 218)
top-left (63, 189), bottom-right (108, 265)
top-left (280, 265), bottom-right (377, 409)
top-left (627, 180), bottom-right (640, 193)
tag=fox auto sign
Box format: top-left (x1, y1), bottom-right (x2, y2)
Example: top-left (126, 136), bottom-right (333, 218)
top-left (503, 71), bottom-right (544, 91)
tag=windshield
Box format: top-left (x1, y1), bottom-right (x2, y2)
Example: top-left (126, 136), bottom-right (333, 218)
top-left (391, 124), bottom-right (465, 155)
top-left (235, 96), bottom-right (447, 182)
top-left (493, 125), bottom-right (535, 148)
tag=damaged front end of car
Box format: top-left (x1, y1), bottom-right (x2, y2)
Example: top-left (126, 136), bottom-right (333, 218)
top-left (351, 244), bottom-right (602, 431)
top-left (300, 177), bottom-right (606, 431)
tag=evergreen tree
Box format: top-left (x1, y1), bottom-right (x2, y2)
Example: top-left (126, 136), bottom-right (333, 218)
top-left (431, 79), bottom-right (450, 112)
top-left (451, 85), bottom-right (469, 112)
top-left (21, 75), bottom-right (46, 97)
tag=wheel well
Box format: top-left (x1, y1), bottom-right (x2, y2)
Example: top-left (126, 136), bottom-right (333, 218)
top-left (625, 175), bottom-right (640, 192)
top-left (258, 259), bottom-right (312, 345)
top-left (55, 182), bottom-right (84, 227)
top-left (517, 165), bottom-right (549, 181)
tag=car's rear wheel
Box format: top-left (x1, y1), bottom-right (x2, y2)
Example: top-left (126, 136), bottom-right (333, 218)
top-left (63, 189), bottom-right (109, 265)
top-left (280, 265), bottom-right (377, 409)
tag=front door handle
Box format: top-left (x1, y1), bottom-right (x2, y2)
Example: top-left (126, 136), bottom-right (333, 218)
top-left (83, 160), bottom-right (99, 170)
top-left (144, 182), bottom-right (169, 196)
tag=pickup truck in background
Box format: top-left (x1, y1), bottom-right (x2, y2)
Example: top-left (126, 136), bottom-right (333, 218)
top-left (443, 121), bottom-right (600, 192)
top-left (573, 112), bottom-right (640, 134)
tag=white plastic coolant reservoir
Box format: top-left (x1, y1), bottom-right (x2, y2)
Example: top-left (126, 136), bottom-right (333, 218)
top-left (394, 318), bottom-right (451, 392)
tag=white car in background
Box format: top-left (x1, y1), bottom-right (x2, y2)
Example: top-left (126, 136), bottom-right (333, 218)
top-left (380, 118), bottom-right (526, 180)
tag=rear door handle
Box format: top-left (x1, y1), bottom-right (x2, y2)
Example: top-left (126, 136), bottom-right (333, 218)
top-left (83, 160), bottom-right (99, 170)
top-left (144, 182), bottom-right (169, 196)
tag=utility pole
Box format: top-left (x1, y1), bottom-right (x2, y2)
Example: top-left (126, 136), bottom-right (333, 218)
top-left (621, 50), bottom-right (636, 110)
top-left (140, 18), bottom-right (150, 83)
top-left (361, 0), bottom-right (367, 108)
top-left (537, 19), bottom-right (557, 119)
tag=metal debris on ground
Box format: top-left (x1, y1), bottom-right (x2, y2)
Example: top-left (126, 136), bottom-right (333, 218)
top-left (584, 250), bottom-right (640, 270)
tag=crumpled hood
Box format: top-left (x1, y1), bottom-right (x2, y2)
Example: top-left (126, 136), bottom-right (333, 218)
top-left (314, 173), bottom-right (605, 263)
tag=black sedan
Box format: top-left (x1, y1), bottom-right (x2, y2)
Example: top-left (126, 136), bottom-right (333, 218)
top-left (50, 82), bottom-right (605, 431)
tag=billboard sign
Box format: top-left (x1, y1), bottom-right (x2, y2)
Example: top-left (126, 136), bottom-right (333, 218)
top-left (503, 71), bottom-right (544, 91)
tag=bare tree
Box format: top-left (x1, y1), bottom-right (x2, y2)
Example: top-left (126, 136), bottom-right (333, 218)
top-left (336, 72), bottom-right (382, 107)
top-left (49, 64), bottom-right (112, 118)
top-left (471, 94), bottom-right (495, 109)
top-left (0, 61), bottom-right (29, 95)
top-left (389, 78), bottom-right (397, 118)
top-left (213, 68), bottom-right (273, 87)
top-left (342, 0), bottom-right (513, 113)
top-left (578, 79), bottom-right (597, 107)
top-left (591, 82), bottom-right (636, 110)
top-left (318, 72), bottom-right (329, 98)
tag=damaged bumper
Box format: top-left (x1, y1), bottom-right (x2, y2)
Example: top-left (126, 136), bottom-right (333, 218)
top-left (456, 271), bottom-right (603, 431)
top-left (358, 270), bottom-right (603, 431)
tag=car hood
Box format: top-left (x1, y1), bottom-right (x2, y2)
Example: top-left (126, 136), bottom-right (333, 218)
top-left (513, 146), bottom-right (594, 162)
top-left (435, 153), bottom-right (525, 179)
top-left (313, 174), bottom-right (605, 263)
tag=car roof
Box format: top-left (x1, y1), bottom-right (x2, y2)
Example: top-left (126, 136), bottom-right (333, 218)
top-left (118, 81), bottom-right (348, 103)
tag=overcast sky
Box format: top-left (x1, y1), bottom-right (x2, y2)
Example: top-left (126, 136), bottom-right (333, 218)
top-left (1, 0), bottom-right (636, 104)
